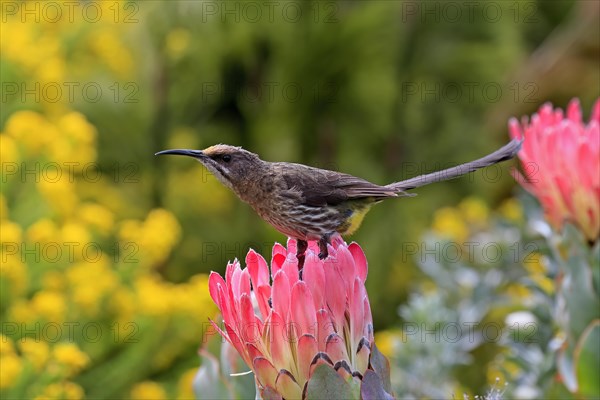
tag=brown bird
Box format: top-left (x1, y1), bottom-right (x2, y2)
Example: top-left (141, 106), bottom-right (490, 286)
top-left (156, 139), bottom-right (521, 266)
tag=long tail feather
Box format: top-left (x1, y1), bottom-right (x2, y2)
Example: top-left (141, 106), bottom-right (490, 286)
top-left (386, 138), bottom-right (523, 192)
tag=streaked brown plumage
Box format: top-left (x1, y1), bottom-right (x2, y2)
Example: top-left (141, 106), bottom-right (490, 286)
top-left (156, 139), bottom-right (522, 265)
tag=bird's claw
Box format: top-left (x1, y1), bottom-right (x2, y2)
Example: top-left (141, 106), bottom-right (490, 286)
top-left (318, 236), bottom-right (330, 260)
top-left (297, 239), bottom-right (308, 271)
top-left (297, 254), bottom-right (305, 272)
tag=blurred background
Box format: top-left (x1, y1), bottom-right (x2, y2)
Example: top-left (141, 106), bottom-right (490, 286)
top-left (1, 0), bottom-right (598, 399)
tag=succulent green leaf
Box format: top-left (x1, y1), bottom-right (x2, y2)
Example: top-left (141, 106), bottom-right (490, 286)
top-left (304, 364), bottom-right (358, 400)
top-left (360, 370), bottom-right (394, 400)
top-left (194, 349), bottom-right (232, 400)
top-left (557, 345), bottom-right (578, 393)
top-left (561, 243), bottom-right (600, 339)
top-left (195, 326), bottom-right (257, 400)
top-left (574, 320), bottom-right (600, 397)
top-left (591, 241), bottom-right (600, 296)
top-left (368, 342), bottom-right (392, 393)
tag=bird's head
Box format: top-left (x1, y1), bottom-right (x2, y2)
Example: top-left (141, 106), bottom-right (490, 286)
top-left (155, 144), bottom-right (263, 191)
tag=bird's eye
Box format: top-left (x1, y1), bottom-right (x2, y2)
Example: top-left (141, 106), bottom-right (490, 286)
top-left (222, 154), bottom-right (232, 162)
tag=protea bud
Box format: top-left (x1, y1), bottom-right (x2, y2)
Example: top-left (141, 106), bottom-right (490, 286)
top-left (509, 98), bottom-right (600, 242)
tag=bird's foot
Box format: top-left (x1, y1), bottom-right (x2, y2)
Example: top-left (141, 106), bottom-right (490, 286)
top-left (318, 236), bottom-right (330, 260)
top-left (297, 239), bottom-right (308, 272)
top-left (298, 255), bottom-right (305, 277)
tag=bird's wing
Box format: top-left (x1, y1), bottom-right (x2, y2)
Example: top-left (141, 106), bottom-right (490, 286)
top-left (276, 163), bottom-right (400, 207)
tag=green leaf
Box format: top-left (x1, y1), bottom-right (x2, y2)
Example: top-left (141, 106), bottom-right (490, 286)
top-left (557, 345), bottom-right (578, 393)
top-left (558, 230), bottom-right (600, 339)
top-left (368, 342), bottom-right (392, 393)
top-left (361, 370), bottom-right (394, 400)
top-left (194, 349), bottom-right (231, 400)
top-left (195, 325), bottom-right (256, 399)
top-left (591, 241), bottom-right (600, 297)
top-left (305, 364), bottom-right (358, 400)
top-left (574, 320), bottom-right (600, 398)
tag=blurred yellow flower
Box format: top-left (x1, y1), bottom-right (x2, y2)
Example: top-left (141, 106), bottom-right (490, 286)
top-left (506, 283), bottom-right (532, 299)
top-left (130, 381), bottom-right (168, 400)
top-left (432, 206), bottom-right (469, 242)
top-left (53, 343), bottom-right (89, 377)
top-left (19, 339), bottom-right (50, 372)
top-left (531, 275), bottom-right (555, 295)
top-left (4, 111), bottom-right (56, 155)
top-left (486, 364), bottom-right (508, 389)
top-left (58, 112), bottom-right (96, 146)
top-left (119, 219), bottom-right (142, 242)
top-left (143, 209), bottom-right (182, 261)
top-left (135, 275), bottom-right (172, 316)
top-left (35, 381), bottom-right (85, 400)
top-left (0, 335), bottom-right (16, 355)
top-left (0, 194), bottom-right (8, 220)
top-left (108, 287), bottom-right (136, 321)
top-left (523, 252), bottom-right (546, 275)
top-left (523, 253), bottom-right (554, 294)
top-left (166, 29), bottom-right (191, 59)
top-left (458, 197), bottom-right (489, 226)
top-left (177, 368), bottom-right (198, 400)
top-left (42, 271), bottom-right (66, 291)
top-left (499, 198), bottom-right (523, 223)
top-left (0, 253), bottom-right (28, 297)
top-left (46, 112), bottom-right (97, 165)
top-left (4, 110), bottom-right (97, 166)
top-left (169, 275), bottom-right (216, 329)
top-left (119, 209), bottom-right (181, 267)
top-left (8, 300), bottom-right (38, 324)
top-left (66, 259), bottom-right (118, 315)
top-left (0, 333), bottom-right (16, 357)
top-left (0, 134), bottom-right (20, 165)
top-left (36, 56), bottom-right (66, 84)
top-left (0, 353), bottom-right (22, 389)
top-left (37, 178), bottom-right (78, 217)
top-left (1, 220), bottom-right (23, 244)
top-left (77, 180), bottom-right (128, 216)
top-left (60, 221), bottom-right (91, 256)
top-left (62, 382), bottom-right (85, 400)
top-left (488, 358), bottom-right (520, 387)
top-left (30, 36), bottom-right (61, 74)
top-left (35, 383), bottom-right (62, 400)
top-left (27, 219), bottom-right (59, 243)
top-left (46, 135), bottom-right (86, 166)
top-left (1, 20), bottom-right (35, 69)
top-left (63, 382), bottom-right (85, 400)
top-left (32, 291), bottom-right (67, 323)
top-left (375, 329), bottom-right (403, 358)
top-left (77, 203), bottom-right (114, 235)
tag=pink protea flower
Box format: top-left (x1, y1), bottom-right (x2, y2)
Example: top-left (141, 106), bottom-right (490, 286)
top-left (207, 236), bottom-right (373, 399)
top-left (510, 98), bottom-right (600, 241)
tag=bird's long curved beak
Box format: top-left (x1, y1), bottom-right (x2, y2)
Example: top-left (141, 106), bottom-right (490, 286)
top-left (155, 149), bottom-right (205, 159)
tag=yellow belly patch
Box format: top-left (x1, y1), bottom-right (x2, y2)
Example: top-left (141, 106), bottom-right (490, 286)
top-left (341, 205), bottom-right (373, 236)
